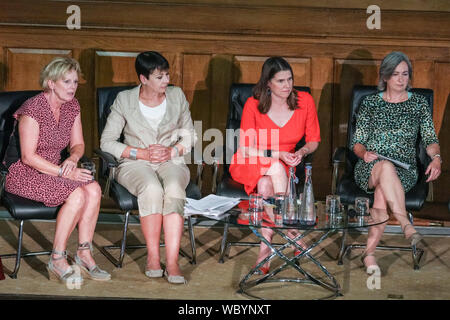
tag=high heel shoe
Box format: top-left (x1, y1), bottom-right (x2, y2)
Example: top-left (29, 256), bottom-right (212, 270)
top-left (403, 224), bottom-right (423, 246)
top-left (252, 265), bottom-right (270, 275)
top-left (74, 242), bottom-right (111, 281)
top-left (360, 252), bottom-right (379, 274)
top-left (164, 270), bottom-right (187, 284)
top-left (47, 249), bottom-right (83, 286)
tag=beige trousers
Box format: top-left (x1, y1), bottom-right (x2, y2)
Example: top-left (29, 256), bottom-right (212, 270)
top-left (115, 160), bottom-right (190, 217)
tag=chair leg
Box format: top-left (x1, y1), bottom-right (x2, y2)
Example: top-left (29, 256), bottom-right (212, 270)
top-left (0, 257), bottom-right (5, 280)
top-left (187, 216), bottom-right (196, 265)
top-left (118, 210), bottom-right (131, 268)
top-left (99, 210), bottom-right (131, 268)
top-left (9, 220), bottom-right (24, 279)
top-left (218, 222), bottom-right (230, 263)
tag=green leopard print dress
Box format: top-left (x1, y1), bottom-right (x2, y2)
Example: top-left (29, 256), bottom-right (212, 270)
top-left (351, 92), bottom-right (439, 193)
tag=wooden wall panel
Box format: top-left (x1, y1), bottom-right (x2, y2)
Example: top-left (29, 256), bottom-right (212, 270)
top-left (95, 51), bottom-right (139, 87)
top-left (233, 56), bottom-right (311, 87)
top-left (311, 57), bottom-right (334, 198)
top-left (433, 62), bottom-right (450, 136)
top-left (5, 48), bottom-right (71, 91)
top-left (0, 1), bottom-right (448, 204)
top-left (333, 59), bottom-right (381, 152)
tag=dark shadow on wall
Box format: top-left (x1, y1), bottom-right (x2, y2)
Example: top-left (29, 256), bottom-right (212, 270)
top-left (189, 55), bottom-right (241, 195)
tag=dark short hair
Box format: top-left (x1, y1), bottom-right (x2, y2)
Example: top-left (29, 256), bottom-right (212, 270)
top-left (378, 51), bottom-right (413, 91)
top-left (253, 57), bottom-right (298, 114)
top-left (135, 51), bottom-right (169, 80)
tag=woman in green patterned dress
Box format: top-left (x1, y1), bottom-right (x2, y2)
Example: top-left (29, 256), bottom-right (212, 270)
top-left (352, 51), bottom-right (442, 273)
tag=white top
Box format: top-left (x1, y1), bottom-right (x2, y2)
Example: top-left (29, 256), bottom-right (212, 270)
top-left (139, 99), bottom-right (167, 131)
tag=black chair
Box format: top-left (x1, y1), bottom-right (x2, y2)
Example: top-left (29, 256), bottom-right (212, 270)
top-left (0, 90), bottom-right (90, 278)
top-left (95, 86), bottom-right (202, 268)
top-left (332, 85), bottom-right (433, 270)
top-left (213, 83), bottom-right (313, 263)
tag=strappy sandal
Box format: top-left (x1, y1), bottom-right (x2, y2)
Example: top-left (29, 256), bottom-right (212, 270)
top-left (47, 249), bottom-right (83, 285)
top-left (402, 224), bottom-right (423, 247)
top-left (360, 251), bottom-right (379, 274)
top-left (74, 242), bottom-right (111, 281)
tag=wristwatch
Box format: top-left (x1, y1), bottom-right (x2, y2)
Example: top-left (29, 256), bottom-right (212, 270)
top-left (263, 149), bottom-right (272, 158)
top-left (129, 148), bottom-right (138, 160)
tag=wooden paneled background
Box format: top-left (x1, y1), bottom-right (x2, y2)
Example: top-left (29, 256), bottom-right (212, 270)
top-left (0, 0), bottom-right (449, 207)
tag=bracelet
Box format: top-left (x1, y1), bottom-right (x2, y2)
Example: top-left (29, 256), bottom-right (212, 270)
top-left (432, 154), bottom-right (442, 163)
top-left (129, 148), bottom-right (138, 160)
top-left (58, 167), bottom-right (63, 177)
top-left (263, 149), bottom-right (272, 158)
top-left (301, 147), bottom-right (310, 155)
top-left (173, 145), bottom-right (180, 157)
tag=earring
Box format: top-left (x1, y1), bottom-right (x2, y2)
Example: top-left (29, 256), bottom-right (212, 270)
top-left (267, 88), bottom-right (271, 96)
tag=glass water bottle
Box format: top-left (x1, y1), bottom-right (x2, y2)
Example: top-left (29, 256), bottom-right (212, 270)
top-left (299, 165), bottom-right (316, 226)
top-left (283, 166), bottom-right (299, 225)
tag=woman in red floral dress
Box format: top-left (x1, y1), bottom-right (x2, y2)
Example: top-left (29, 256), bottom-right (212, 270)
top-left (5, 57), bottom-right (110, 285)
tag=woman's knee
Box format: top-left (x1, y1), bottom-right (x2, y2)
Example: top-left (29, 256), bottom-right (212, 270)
top-left (257, 176), bottom-right (274, 198)
top-left (141, 182), bottom-right (164, 200)
top-left (266, 161), bottom-right (286, 178)
top-left (82, 182), bottom-right (102, 201)
top-left (66, 187), bottom-right (86, 208)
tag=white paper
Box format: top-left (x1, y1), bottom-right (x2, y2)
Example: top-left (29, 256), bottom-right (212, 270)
top-left (184, 194), bottom-right (241, 217)
top-left (376, 154), bottom-right (410, 170)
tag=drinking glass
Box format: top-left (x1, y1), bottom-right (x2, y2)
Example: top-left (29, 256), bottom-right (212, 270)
top-left (326, 195), bottom-right (341, 216)
top-left (81, 162), bottom-right (96, 180)
top-left (249, 193), bottom-right (263, 225)
top-left (355, 197), bottom-right (370, 216)
top-left (273, 192), bottom-right (286, 225)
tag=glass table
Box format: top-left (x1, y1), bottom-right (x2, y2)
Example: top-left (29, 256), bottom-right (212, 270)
top-left (207, 202), bottom-right (388, 300)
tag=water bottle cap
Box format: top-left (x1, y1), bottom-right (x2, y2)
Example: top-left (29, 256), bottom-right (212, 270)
top-left (306, 165), bottom-right (312, 169)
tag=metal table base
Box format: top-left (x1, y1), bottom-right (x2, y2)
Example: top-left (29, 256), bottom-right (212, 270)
top-left (238, 226), bottom-right (342, 300)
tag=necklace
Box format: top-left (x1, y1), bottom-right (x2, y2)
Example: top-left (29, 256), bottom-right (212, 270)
top-left (385, 91), bottom-right (407, 103)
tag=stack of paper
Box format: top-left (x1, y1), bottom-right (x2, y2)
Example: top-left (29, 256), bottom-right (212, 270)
top-left (184, 194), bottom-right (241, 217)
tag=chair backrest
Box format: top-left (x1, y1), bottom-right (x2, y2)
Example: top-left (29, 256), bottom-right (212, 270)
top-left (97, 85), bottom-right (137, 176)
top-left (0, 91), bottom-right (41, 167)
top-left (97, 85), bottom-right (137, 135)
top-left (222, 83), bottom-right (312, 177)
top-left (346, 85), bottom-right (433, 174)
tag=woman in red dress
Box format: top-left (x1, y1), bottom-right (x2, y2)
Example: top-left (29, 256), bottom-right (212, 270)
top-left (229, 57), bottom-right (321, 274)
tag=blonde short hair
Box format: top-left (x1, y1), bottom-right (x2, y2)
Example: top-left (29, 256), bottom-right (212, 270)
top-left (39, 57), bottom-right (81, 90)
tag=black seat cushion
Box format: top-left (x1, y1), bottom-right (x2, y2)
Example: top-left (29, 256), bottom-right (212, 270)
top-left (2, 192), bottom-right (59, 220)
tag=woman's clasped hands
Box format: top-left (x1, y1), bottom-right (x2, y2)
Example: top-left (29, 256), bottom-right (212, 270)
top-left (146, 144), bottom-right (176, 163)
top-left (279, 149), bottom-right (308, 167)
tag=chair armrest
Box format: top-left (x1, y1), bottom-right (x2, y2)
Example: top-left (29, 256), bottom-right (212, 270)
top-left (94, 148), bottom-right (118, 198)
top-left (94, 148), bottom-right (118, 168)
top-left (0, 162), bottom-right (8, 198)
top-left (0, 162), bottom-right (8, 176)
top-left (211, 157), bottom-right (220, 194)
top-left (332, 146), bottom-right (347, 164)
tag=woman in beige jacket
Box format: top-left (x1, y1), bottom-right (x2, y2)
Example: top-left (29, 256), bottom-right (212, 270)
top-left (100, 51), bottom-right (196, 284)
